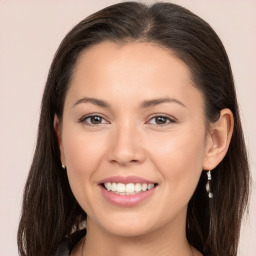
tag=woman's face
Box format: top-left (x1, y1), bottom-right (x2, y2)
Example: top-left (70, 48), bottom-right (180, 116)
top-left (56, 41), bottom-right (210, 237)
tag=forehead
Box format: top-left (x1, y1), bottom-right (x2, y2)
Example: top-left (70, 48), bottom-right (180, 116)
top-left (66, 41), bottom-right (204, 111)
top-left (73, 41), bottom-right (191, 84)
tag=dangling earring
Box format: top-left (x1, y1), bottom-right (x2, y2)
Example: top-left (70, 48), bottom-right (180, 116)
top-left (206, 170), bottom-right (213, 198)
top-left (61, 163), bottom-right (66, 169)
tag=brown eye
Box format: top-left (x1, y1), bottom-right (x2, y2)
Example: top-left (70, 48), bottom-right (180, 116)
top-left (90, 116), bottom-right (102, 124)
top-left (148, 115), bottom-right (174, 125)
top-left (155, 116), bottom-right (168, 124)
top-left (80, 115), bottom-right (108, 125)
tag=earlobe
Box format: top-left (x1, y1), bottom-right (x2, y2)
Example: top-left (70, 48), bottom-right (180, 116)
top-left (53, 115), bottom-right (65, 166)
top-left (203, 108), bottom-right (234, 170)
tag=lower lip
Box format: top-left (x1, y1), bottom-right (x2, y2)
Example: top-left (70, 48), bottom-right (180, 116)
top-left (100, 186), bottom-right (156, 207)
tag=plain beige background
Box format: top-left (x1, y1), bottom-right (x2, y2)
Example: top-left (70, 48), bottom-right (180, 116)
top-left (0, 1), bottom-right (255, 255)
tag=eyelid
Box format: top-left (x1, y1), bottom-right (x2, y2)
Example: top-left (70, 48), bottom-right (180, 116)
top-left (78, 113), bottom-right (110, 125)
top-left (78, 113), bottom-right (176, 126)
top-left (146, 114), bottom-right (176, 125)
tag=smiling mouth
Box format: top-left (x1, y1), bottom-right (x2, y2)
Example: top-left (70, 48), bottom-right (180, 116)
top-left (101, 182), bottom-right (158, 195)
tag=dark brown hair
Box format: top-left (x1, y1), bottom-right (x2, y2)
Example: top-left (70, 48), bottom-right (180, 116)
top-left (18, 2), bottom-right (250, 256)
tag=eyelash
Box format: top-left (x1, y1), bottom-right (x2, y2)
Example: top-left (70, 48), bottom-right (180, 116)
top-left (79, 114), bottom-right (176, 126)
top-left (147, 114), bottom-right (175, 125)
top-left (79, 114), bottom-right (109, 125)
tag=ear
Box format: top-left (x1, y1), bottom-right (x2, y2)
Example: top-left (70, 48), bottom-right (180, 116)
top-left (53, 115), bottom-right (65, 166)
top-left (203, 108), bottom-right (234, 170)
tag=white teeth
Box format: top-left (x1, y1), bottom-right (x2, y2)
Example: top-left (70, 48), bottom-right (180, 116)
top-left (105, 182), bottom-right (111, 191)
top-left (125, 183), bottom-right (134, 193)
top-left (116, 183), bottom-right (125, 192)
top-left (141, 183), bottom-right (148, 191)
top-left (104, 182), bottom-right (155, 194)
top-left (111, 182), bottom-right (117, 192)
top-left (134, 183), bottom-right (142, 192)
top-left (148, 184), bottom-right (154, 190)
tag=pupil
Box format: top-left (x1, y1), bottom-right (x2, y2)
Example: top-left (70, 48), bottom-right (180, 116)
top-left (156, 117), bottom-right (166, 124)
top-left (91, 116), bottom-right (102, 124)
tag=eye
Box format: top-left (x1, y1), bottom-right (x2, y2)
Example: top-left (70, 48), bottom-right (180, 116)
top-left (147, 115), bottom-right (175, 125)
top-left (79, 115), bottom-right (109, 125)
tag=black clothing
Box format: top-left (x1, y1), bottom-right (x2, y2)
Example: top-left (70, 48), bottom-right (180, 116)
top-left (53, 230), bottom-right (86, 256)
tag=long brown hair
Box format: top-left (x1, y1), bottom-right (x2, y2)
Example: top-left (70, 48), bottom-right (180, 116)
top-left (18, 2), bottom-right (250, 256)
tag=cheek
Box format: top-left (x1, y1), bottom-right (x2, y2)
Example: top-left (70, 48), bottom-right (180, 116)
top-left (61, 128), bottom-right (107, 209)
top-left (148, 127), bottom-right (206, 195)
top-left (62, 128), bottom-right (106, 173)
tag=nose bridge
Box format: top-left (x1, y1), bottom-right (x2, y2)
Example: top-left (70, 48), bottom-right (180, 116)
top-left (107, 119), bottom-right (145, 165)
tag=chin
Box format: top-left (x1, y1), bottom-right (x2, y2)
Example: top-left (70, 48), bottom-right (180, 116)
top-left (103, 223), bottom-right (153, 238)
top-left (90, 211), bottom-right (161, 238)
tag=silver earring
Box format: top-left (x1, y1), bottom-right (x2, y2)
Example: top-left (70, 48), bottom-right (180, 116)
top-left (61, 163), bottom-right (66, 169)
top-left (206, 170), bottom-right (213, 198)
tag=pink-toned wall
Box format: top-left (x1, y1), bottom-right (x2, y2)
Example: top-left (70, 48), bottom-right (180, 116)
top-left (0, 1), bottom-right (255, 255)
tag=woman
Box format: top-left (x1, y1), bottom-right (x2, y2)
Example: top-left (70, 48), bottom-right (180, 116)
top-left (17, 2), bottom-right (250, 256)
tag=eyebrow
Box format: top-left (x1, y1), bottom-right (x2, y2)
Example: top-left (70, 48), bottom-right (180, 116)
top-left (140, 98), bottom-right (187, 108)
top-left (73, 97), bottom-right (187, 109)
top-left (73, 97), bottom-right (111, 108)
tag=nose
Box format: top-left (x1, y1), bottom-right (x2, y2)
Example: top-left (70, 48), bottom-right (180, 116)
top-left (107, 123), bottom-right (146, 166)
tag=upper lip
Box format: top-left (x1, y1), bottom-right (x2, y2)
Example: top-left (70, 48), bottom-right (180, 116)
top-left (99, 176), bottom-right (157, 185)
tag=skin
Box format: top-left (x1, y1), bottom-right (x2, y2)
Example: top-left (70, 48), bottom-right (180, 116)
top-left (54, 41), bottom-right (234, 256)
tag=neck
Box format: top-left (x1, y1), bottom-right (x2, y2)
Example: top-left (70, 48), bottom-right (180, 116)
top-left (82, 216), bottom-right (193, 256)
